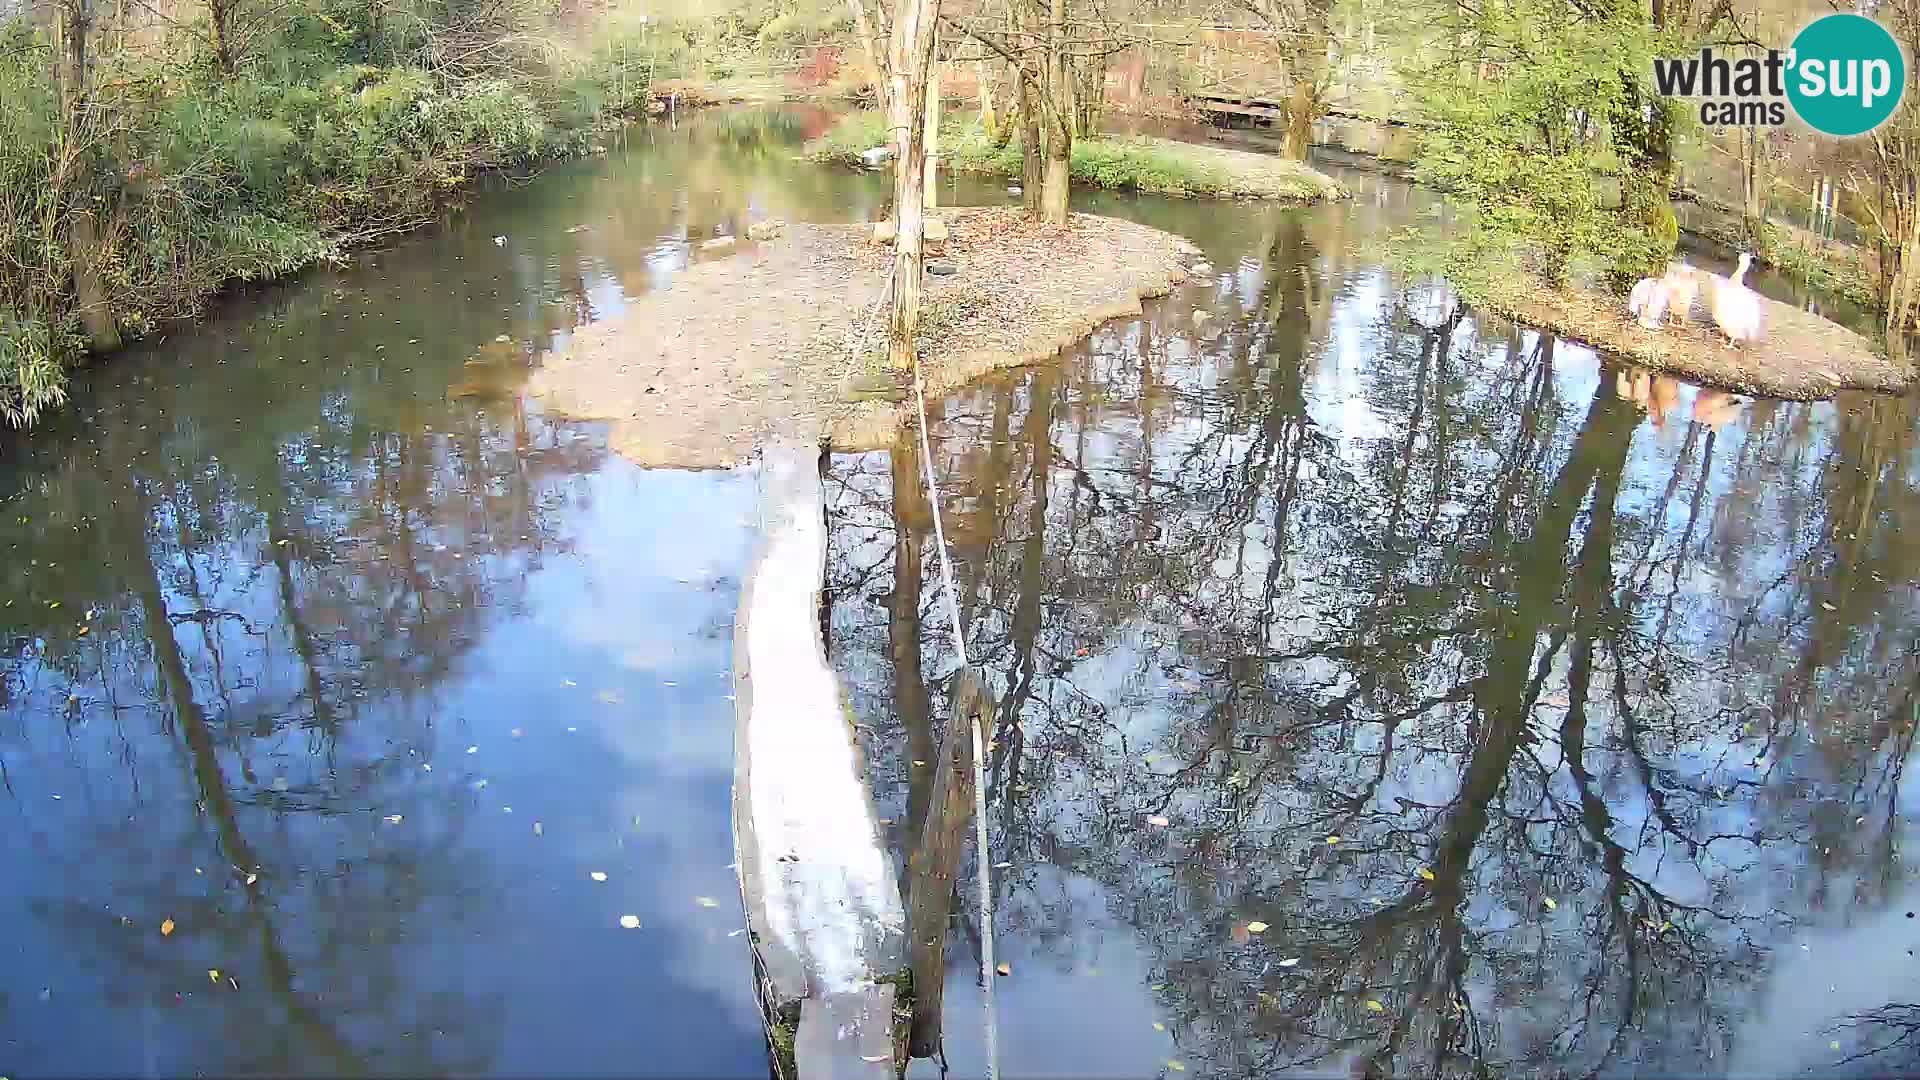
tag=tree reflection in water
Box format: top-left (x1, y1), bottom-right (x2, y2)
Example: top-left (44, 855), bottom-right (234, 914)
top-left (827, 205), bottom-right (1920, 1077)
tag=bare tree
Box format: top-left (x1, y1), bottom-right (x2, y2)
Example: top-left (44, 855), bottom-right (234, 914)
top-left (849, 0), bottom-right (944, 369)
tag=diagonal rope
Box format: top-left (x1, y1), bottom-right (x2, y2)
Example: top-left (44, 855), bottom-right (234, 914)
top-left (910, 349), bottom-right (1000, 1080)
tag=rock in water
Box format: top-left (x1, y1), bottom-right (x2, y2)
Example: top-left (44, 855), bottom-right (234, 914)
top-left (927, 261), bottom-right (957, 277)
top-left (701, 236), bottom-right (737, 253)
top-left (748, 219), bottom-right (786, 242)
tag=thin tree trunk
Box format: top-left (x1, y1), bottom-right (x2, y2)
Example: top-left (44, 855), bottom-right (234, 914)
top-left (976, 59), bottom-right (999, 145)
top-left (925, 60), bottom-right (941, 211)
top-left (1018, 73), bottom-right (1042, 216)
top-left (885, 0), bottom-right (939, 370)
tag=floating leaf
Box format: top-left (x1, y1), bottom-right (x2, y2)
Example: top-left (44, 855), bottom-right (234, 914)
top-left (533, 822), bottom-right (544, 836)
top-left (590, 871), bottom-right (608, 882)
top-left (1153, 1022), bottom-right (1166, 1032)
top-left (1147, 815), bottom-right (1171, 827)
top-left (695, 896), bottom-right (719, 908)
top-left (1831, 1041), bottom-right (1842, 1051)
top-left (618, 915), bottom-right (641, 929)
top-left (1543, 897), bottom-right (1558, 911)
top-left (861, 1054), bottom-right (891, 1062)
top-left (1277, 958), bottom-right (1301, 968)
top-left (160, 919), bottom-right (175, 937)
top-left (465, 746), bottom-right (478, 754)
top-left (208, 969), bottom-right (221, 983)
top-left (1326, 836), bottom-right (1341, 844)
top-left (1246, 921), bottom-right (1269, 933)
top-left (385, 814), bottom-right (403, 825)
top-left (1366, 999), bottom-right (1385, 1013)
top-left (1167, 1061), bottom-right (1186, 1072)
top-left (996, 962), bottom-right (1012, 976)
top-left (1418, 868), bottom-right (1436, 882)
top-left (245, 873), bottom-right (258, 886)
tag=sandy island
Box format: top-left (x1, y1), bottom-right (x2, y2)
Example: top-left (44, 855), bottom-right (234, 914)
top-left (1490, 281), bottom-right (1913, 401)
top-left (526, 207), bottom-right (1195, 468)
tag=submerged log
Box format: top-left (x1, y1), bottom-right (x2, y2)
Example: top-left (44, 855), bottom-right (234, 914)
top-left (906, 667), bottom-right (993, 1058)
top-left (733, 436), bottom-right (908, 1078)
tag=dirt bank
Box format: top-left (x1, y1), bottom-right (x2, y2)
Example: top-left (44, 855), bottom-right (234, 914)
top-left (526, 208), bottom-right (1193, 467)
top-left (1491, 282), bottom-right (1912, 400)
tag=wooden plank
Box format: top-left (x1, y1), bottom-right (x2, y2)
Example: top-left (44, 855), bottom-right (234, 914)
top-left (1194, 99), bottom-right (1286, 119)
top-left (905, 668), bottom-right (993, 1058)
top-left (733, 436), bottom-right (907, 1073)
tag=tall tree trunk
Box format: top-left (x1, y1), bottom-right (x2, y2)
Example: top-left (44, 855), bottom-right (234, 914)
top-left (885, 0), bottom-right (940, 370)
top-left (1741, 127), bottom-right (1770, 255)
top-left (60, 0), bottom-right (119, 353)
top-left (924, 60), bottom-right (941, 211)
top-left (1017, 73), bottom-right (1043, 216)
top-left (1037, 0), bottom-right (1070, 225)
top-left (976, 59), bottom-right (1002, 146)
top-left (1040, 136), bottom-right (1070, 223)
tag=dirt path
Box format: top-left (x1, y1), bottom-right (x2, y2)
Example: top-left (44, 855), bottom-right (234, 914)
top-left (1495, 283), bottom-right (1912, 401)
top-left (527, 208), bottom-right (1194, 467)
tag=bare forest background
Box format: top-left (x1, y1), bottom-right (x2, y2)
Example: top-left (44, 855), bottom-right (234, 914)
top-left (1, 0), bottom-right (1916, 425)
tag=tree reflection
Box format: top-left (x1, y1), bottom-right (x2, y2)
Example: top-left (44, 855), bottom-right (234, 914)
top-left (827, 209), bottom-right (1920, 1075)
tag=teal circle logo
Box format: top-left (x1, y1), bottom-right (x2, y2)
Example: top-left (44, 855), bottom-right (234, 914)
top-left (1787, 14), bottom-right (1906, 137)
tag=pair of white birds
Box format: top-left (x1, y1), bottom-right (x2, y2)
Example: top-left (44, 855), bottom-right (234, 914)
top-left (1629, 253), bottom-right (1765, 343)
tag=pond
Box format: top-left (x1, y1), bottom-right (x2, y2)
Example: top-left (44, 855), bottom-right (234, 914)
top-left (3, 105), bottom-right (1919, 1078)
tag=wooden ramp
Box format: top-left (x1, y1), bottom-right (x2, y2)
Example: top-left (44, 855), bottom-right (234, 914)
top-left (733, 436), bottom-right (908, 1078)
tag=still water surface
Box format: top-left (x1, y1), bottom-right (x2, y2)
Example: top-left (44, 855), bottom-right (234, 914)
top-left (3, 106), bottom-right (1919, 1078)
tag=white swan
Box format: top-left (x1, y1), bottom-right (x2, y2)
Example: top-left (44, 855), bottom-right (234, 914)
top-left (1710, 253), bottom-right (1765, 344)
top-left (1627, 262), bottom-right (1701, 330)
top-left (1628, 276), bottom-right (1669, 329)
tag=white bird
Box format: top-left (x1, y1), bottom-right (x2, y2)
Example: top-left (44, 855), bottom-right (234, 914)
top-left (1709, 252), bottom-right (1765, 344)
top-left (1628, 276), bottom-right (1670, 329)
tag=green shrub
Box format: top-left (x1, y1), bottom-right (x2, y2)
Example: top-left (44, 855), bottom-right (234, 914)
top-left (0, 4), bottom-right (662, 427)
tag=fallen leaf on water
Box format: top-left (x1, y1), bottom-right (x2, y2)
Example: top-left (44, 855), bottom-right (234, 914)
top-left (1167, 1060), bottom-right (1186, 1072)
top-left (1246, 921), bottom-right (1269, 933)
top-left (1147, 815), bottom-right (1171, 827)
top-left (1327, 836), bottom-right (1341, 845)
top-left (993, 861), bottom-right (1012, 868)
top-left (1821, 602), bottom-right (1837, 611)
top-left (385, 815), bottom-right (403, 825)
top-left (996, 962), bottom-right (1012, 976)
top-left (618, 915), bottom-right (641, 929)
top-left (533, 822), bottom-right (544, 836)
top-left (1418, 868), bottom-right (1436, 882)
top-left (245, 873), bottom-right (258, 886)
top-left (596, 689), bottom-right (622, 705)
top-left (510, 728), bottom-right (524, 738)
top-left (1366, 1000), bottom-right (1385, 1013)
top-left (1543, 897), bottom-right (1559, 911)
top-left (861, 1054), bottom-right (891, 1063)
top-left (160, 919), bottom-right (175, 937)
top-left (591, 872), bottom-right (608, 882)
top-left (563, 679), bottom-right (578, 687)
top-left (695, 896), bottom-right (719, 908)
top-left (1153, 1022), bottom-right (1166, 1032)
top-left (1831, 1041), bottom-right (1842, 1051)
top-left (465, 746), bottom-right (478, 754)
top-left (208, 969), bottom-right (221, 983)
top-left (1278, 957), bottom-right (1301, 968)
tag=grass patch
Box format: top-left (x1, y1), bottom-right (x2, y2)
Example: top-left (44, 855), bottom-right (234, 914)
top-left (802, 110), bottom-right (1343, 201)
